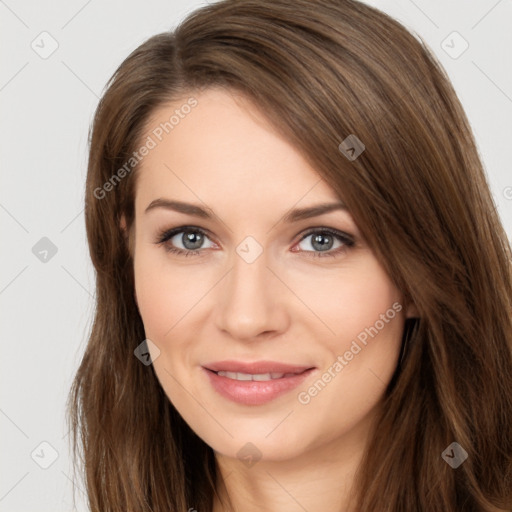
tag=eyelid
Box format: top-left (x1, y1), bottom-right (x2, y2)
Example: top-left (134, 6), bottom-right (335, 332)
top-left (295, 226), bottom-right (353, 243)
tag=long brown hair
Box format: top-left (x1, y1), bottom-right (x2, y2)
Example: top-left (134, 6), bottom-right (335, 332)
top-left (67, 0), bottom-right (512, 510)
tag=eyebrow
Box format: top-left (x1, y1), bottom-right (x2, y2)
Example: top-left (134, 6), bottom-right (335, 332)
top-left (144, 198), bottom-right (347, 223)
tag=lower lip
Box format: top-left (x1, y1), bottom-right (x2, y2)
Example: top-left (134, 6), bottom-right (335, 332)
top-left (203, 367), bottom-right (315, 405)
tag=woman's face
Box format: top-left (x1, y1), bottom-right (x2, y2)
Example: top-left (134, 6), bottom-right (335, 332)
top-left (129, 87), bottom-right (414, 462)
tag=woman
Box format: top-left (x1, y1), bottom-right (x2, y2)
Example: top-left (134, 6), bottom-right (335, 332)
top-left (67, 0), bottom-right (512, 510)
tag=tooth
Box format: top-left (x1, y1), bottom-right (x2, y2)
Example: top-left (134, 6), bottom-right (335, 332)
top-left (236, 372), bottom-right (253, 381)
top-left (215, 371), bottom-right (290, 381)
top-left (252, 373), bottom-right (272, 381)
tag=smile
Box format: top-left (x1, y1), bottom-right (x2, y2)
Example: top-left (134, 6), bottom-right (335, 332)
top-left (202, 362), bottom-right (316, 405)
top-left (215, 371), bottom-right (299, 381)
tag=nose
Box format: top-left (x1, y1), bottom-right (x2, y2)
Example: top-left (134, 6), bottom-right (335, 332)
top-left (214, 248), bottom-right (290, 341)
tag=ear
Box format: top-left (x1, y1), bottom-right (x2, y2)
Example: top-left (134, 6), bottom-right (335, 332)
top-left (119, 213), bottom-right (132, 248)
top-left (404, 301), bottom-right (419, 319)
top-left (120, 213), bottom-right (127, 236)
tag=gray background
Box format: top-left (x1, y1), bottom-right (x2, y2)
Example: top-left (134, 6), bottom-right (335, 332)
top-left (1, 0), bottom-right (511, 510)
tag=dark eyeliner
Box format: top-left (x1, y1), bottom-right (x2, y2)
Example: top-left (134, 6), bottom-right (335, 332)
top-left (155, 225), bottom-right (210, 256)
top-left (296, 227), bottom-right (355, 259)
top-left (154, 225), bottom-right (355, 258)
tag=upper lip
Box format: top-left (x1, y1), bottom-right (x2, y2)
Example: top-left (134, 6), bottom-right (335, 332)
top-left (203, 360), bottom-right (314, 374)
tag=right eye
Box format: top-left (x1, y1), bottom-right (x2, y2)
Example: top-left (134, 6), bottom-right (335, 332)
top-left (155, 226), bottom-right (217, 256)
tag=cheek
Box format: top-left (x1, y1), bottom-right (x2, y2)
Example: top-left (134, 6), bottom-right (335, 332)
top-left (291, 258), bottom-right (403, 350)
top-left (133, 246), bottom-right (178, 341)
top-left (291, 264), bottom-right (404, 440)
top-left (134, 263), bottom-right (165, 335)
top-left (334, 278), bottom-right (402, 345)
top-left (133, 244), bottom-right (201, 338)
top-left (300, 257), bottom-right (405, 403)
top-left (133, 254), bottom-right (193, 395)
top-left (133, 248), bottom-right (219, 381)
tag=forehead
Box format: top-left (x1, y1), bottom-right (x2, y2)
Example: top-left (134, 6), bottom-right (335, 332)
top-left (134, 88), bottom-right (341, 216)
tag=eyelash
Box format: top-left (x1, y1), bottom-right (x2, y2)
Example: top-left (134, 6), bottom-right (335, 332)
top-left (154, 225), bottom-right (355, 259)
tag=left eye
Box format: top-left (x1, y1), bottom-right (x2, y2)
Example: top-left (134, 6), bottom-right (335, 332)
top-left (293, 229), bottom-right (354, 258)
top-left (297, 231), bottom-right (340, 251)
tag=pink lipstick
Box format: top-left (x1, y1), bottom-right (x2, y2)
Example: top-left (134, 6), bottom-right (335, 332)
top-left (203, 360), bottom-right (315, 405)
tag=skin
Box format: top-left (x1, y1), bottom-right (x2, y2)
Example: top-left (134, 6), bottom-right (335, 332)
top-left (122, 87), bottom-right (417, 512)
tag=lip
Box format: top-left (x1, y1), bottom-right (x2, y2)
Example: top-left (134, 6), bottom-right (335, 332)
top-left (202, 360), bottom-right (316, 406)
top-left (204, 360), bottom-right (313, 374)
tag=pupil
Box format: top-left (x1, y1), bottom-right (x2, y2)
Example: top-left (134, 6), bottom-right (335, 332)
top-left (312, 233), bottom-right (333, 251)
top-left (182, 231), bottom-right (203, 250)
